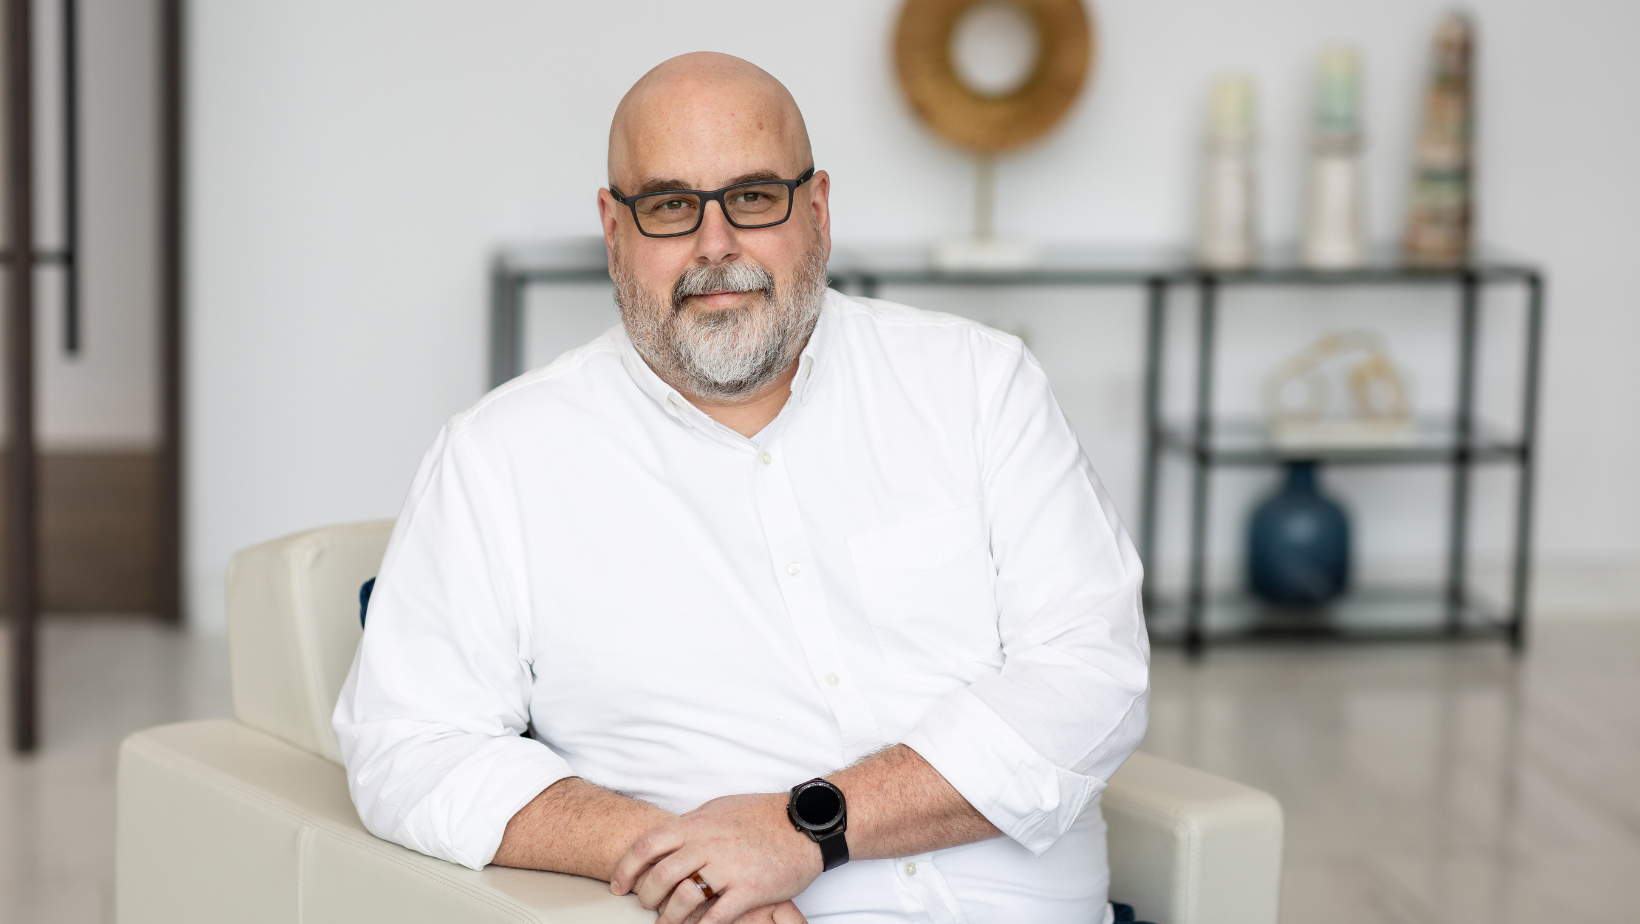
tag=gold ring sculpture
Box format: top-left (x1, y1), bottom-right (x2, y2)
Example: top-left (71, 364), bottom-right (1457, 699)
top-left (894, 0), bottom-right (1097, 153)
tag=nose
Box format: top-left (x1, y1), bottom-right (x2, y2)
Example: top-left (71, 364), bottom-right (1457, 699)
top-left (691, 198), bottom-right (740, 266)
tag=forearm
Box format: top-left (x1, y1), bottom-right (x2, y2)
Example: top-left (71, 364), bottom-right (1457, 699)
top-left (492, 776), bottom-right (674, 879)
top-left (828, 744), bottom-right (999, 861)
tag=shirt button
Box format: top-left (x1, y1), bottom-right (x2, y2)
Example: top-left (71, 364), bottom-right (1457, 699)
top-left (787, 562), bottom-right (802, 575)
top-left (825, 672), bottom-right (840, 687)
top-left (760, 451), bottom-right (772, 465)
top-left (904, 861), bottom-right (917, 877)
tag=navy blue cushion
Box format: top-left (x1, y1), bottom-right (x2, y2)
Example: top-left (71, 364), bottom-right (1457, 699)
top-left (359, 577), bottom-right (375, 627)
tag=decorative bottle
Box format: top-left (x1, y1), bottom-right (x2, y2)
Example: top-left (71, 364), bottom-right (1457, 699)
top-left (1198, 76), bottom-right (1258, 270)
top-left (1303, 48), bottom-right (1367, 270)
top-left (1248, 461), bottom-right (1351, 608)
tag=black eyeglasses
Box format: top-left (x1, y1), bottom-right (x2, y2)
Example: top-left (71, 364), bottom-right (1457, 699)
top-left (609, 167), bottom-right (816, 238)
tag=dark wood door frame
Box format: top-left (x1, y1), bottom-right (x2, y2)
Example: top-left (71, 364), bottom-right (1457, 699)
top-left (7, 0), bottom-right (185, 752)
top-left (8, 0), bottom-right (40, 753)
top-left (158, 0), bottom-right (184, 626)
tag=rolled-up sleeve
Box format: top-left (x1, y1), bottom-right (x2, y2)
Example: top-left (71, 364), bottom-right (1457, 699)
top-left (902, 339), bottom-right (1150, 856)
top-left (333, 420), bottom-right (572, 871)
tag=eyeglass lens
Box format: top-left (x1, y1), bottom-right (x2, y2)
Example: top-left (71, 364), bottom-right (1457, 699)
top-left (633, 183), bottom-right (793, 234)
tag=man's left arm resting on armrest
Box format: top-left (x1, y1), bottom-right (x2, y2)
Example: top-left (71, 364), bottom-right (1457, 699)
top-left (595, 743), bottom-right (997, 924)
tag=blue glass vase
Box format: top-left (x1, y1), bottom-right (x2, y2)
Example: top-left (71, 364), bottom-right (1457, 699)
top-left (1248, 461), bottom-right (1350, 607)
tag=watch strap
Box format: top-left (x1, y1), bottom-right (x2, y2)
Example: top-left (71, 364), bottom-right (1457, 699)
top-left (816, 829), bottom-right (849, 871)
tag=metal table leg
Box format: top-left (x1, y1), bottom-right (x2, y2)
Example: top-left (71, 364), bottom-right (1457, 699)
top-left (489, 259), bottom-right (519, 389)
top-left (1445, 271), bottom-right (1479, 633)
top-left (1509, 274), bottom-right (1545, 651)
top-left (1138, 278), bottom-right (1166, 613)
top-left (1185, 277), bottom-right (1218, 657)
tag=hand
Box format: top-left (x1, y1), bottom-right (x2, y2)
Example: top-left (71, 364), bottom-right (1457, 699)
top-left (610, 793), bottom-right (822, 924)
top-left (681, 900), bottom-right (806, 924)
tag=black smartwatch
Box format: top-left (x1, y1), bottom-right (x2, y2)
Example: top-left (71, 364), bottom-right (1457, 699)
top-left (787, 778), bottom-right (849, 871)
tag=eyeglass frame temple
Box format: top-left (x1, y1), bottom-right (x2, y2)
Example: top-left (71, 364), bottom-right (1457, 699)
top-left (607, 166), bottom-right (817, 238)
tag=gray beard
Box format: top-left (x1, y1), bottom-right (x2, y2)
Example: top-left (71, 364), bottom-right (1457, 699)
top-left (613, 231), bottom-right (829, 402)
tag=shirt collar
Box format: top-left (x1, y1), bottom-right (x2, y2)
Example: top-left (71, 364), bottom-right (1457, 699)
top-left (615, 326), bottom-right (705, 429)
top-left (791, 288), bottom-right (841, 406)
top-left (616, 288), bottom-right (842, 431)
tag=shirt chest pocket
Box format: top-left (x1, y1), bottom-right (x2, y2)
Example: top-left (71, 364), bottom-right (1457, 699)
top-left (847, 503), bottom-right (1001, 675)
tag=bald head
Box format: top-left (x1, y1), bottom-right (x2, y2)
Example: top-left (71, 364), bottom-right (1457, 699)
top-left (608, 52), bottom-right (812, 189)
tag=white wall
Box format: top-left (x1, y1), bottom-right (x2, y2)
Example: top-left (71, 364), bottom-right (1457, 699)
top-left (188, 0), bottom-right (1640, 632)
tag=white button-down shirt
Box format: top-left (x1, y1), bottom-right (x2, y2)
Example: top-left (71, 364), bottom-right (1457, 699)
top-left (335, 289), bottom-right (1150, 924)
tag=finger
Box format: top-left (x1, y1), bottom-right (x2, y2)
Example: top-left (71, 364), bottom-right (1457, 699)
top-left (699, 889), bottom-right (760, 924)
top-left (681, 899), bottom-right (712, 924)
top-left (635, 847), bottom-right (705, 911)
top-left (726, 901), bottom-right (795, 924)
top-left (656, 878), bottom-right (709, 924)
top-left (610, 823), bottom-right (685, 895)
top-left (727, 905), bottom-right (775, 924)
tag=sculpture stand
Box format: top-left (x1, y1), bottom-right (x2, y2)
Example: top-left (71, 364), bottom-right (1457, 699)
top-left (933, 152), bottom-right (1038, 271)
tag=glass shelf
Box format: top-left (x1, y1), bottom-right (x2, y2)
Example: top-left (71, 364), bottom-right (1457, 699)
top-left (827, 243), bottom-right (1539, 287)
top-left (1156, 417), bottom-right (1526, 467)
top-left (494, 238), bottom-right (1541, 289)
top-left (1144, 587), bottom-right (1511, 644)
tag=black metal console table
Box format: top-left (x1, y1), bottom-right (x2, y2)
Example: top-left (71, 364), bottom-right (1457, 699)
top-left (491, 240), bottom-right (1544, 656)
top-left (1139, 262), bottom-right (1543, 656)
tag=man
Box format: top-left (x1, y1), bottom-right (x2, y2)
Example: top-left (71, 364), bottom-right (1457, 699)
top-left (335, 52), bottom-right (1149, 924)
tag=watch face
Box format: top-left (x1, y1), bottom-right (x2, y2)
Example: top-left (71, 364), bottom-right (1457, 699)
top-left (793, 782), bottom-right (844, 830)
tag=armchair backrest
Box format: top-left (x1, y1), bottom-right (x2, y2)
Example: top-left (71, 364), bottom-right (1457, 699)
top-left (226, 521), bottom-right (395, 764)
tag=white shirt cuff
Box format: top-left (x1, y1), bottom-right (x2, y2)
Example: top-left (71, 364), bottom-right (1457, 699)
top-left (392, 736), bottom-right (574, 871)
top-left (902, 687), bottom-right (1103, 857)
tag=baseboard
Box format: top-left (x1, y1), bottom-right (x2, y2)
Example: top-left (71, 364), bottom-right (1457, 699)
top-left (1508, 558), bottom-right (1640, 620)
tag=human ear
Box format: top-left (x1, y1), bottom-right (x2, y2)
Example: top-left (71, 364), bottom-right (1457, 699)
top-left (597, 188), bottom-right (622, 274)
top-left (808, 170), bottom-right (832, 260)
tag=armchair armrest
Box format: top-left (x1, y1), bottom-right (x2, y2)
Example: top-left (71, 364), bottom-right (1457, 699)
top-left (1103, 752), bottom-right (1284, 924)
top-left (116, 719), bottom-right (649, 924)
top-left (117, 722), bottom-right (1281, 924)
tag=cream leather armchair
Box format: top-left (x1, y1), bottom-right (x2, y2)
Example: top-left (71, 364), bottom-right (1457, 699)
top-left (116, 522), bottom-right (1283, 924)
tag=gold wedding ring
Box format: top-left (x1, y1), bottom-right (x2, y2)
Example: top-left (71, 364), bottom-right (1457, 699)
top-left (689, 871), bottom-right (716, 902)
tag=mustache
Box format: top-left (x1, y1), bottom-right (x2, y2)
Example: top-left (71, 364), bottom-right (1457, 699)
top-left (671, 260), bottom-right (776, 311)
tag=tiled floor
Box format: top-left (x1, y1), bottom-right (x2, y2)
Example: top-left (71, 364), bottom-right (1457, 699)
top-left (1, 615), bottom-right (1637, 923)
top-left (1144, 621), bottom-right (1640, 923)
top-left (0, 618), bottom-right (230, 924)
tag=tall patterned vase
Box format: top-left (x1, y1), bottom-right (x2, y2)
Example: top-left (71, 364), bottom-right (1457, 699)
top-left (1248, 462), bottom-right (1350, 607)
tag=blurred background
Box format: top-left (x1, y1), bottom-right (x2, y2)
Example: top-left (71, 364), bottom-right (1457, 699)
top-left (2, 0), bottom-right (1638, 922)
